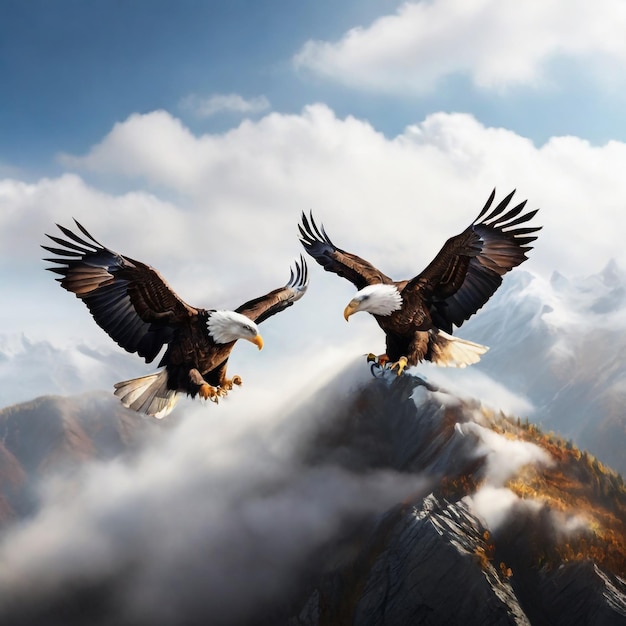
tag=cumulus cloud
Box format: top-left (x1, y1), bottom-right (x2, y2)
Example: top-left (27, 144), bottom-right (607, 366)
top-left (179, 93), bottom-right (271, 117)
top-left (0, 174), bottom-right (187, 261)
top-left (6, 104), bottom-right (626, 359)
top-left (55, 106), bottom-right (626, 280)
top-left (294, 0), bottom-right (626, 93)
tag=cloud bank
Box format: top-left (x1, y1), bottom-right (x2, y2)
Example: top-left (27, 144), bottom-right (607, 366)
top-left (46, 105), bottom-right (626, 282)
top-left (4, 105), bottom-right (626, 363)
top-left (294, 0), bottom-right (626, 93)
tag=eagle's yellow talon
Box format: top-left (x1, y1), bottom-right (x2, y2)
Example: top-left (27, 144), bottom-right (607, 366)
top-left (366, 353), bottom-right (389, 367)
top-left (390, 357), bottom-right (408, 376)
top-left (199, 383), bottom-right (219, 401)
top-left (227, 375), bottom-right (242, 389)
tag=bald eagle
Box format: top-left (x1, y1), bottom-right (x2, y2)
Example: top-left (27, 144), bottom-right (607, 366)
top-left (299, 189), bottom-right (540, 375)
top-left (43, 221), bottom-right (308, 418)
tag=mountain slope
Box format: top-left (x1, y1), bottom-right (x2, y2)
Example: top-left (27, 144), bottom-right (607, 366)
top-left (0, 392), bottom-right (163, 521)
top-left (432, 262), bottom-right (626, 476)
top-left (289, 371), bottom-right (626, 625)
top-left (0, 365), bottom-right (623, 625)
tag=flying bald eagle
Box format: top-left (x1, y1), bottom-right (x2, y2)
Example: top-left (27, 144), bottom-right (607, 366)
top-left (299, 189), bottom-right (540, 375)
top-left (43, 222), bottom-right (308, 418)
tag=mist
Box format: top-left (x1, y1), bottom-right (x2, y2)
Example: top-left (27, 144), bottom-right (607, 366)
top-left (0, 359), bottom-right (426, 625)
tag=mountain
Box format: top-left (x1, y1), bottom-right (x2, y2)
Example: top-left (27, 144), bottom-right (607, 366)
top-left (0, 366), bottom-right (624, 625)
top-left (431, 262), bottom-right (626, 476)
top-left (288, 371), bottom-right (626, 626)
top-left (0, 393), bottom-right (165, 523)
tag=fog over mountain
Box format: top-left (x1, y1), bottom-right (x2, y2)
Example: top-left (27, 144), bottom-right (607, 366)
top-left (0, 364), bottom-right (424, 625)
top-left (6, 1), bottom-right (626, 621)
top-left (0, 364), bottom-right (624, 625)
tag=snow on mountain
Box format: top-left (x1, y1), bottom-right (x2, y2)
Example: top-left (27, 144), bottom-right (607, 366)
top-left (424, 262), bottom-right (626, 475)
top-left (0, 334), bottom-right (143, 408)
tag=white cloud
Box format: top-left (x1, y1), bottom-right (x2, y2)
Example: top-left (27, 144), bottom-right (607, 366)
top-left (466, 486), bottom-right (526, 529)
top-left (179, 93), bottom-right (271, 117)
top-left (56, 106), bottom-right (626, 280)
top-left (6, 104), bottom-right (626, 382)
top-left (420, 364), bottom-right (534, 418)
top-left (0, 174), bottom-right (187, 261)
top-left (294, 0), bottom-right (626, 93)
top-left (459, 421), bottom-right (553, 487)
top-left (461, 423), bottom-right (553, 530)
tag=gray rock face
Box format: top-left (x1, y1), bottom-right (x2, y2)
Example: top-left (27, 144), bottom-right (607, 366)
top-left (339, 498), bottom-right (528, 626)
top-left (287, 370), bottom-right (626, 626)
top-left (292, 494), bottom-right (626, 625)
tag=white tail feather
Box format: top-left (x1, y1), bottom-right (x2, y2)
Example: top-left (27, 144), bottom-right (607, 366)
top-left (430, 330), bottom-right (488, 368)
top-left (113, 370), bottom-right (179, 419)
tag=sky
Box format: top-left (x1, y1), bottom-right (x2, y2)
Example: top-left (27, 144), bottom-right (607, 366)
top-left (2, 3), bottom-right (626, 618)
top-left (3, 0), bottom-right (626, 402)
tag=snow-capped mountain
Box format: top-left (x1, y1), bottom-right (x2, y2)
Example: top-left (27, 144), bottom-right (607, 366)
top-left (454, 261), bottom-right (626, 475)
top-left (0, 334), bottom-right (141, 408)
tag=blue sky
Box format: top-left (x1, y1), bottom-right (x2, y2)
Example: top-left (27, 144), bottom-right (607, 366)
top-left (4, 0), bottom-right (626, 176)
top-left (2, 0), bottom-right (398, 172)
top-left (3, 0), bottom-right (626, 391)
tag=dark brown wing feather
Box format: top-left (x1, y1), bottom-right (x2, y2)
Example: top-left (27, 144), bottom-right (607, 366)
top-left (236, 256), bottom-right (309, 324)
top-left (298, 212), bottom-right (393, 290)
top-left (405, 189), bottom-right (541, 333)
top-left (43, 220), bottom-right (198, 363)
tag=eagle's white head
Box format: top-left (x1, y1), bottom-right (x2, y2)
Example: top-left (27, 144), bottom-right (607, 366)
top-left (206, 311), bottom-right (264, 349)
top-left (343, 284), bottom-right (403, 319)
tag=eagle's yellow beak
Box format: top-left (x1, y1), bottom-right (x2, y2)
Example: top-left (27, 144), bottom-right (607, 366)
top-left (249, 334), bottom-right (264, 350)
top-left (344, 300), bottom-right (360, 321)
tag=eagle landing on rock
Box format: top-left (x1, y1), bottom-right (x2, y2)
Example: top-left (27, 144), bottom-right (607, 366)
top-left (299, 189), bottom-right (540, 375)
top-left (43, 222), bottom-right (308, 418)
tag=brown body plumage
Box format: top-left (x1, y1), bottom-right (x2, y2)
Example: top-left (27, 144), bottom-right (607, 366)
top-left (43, 221), bottom-right (308, 417)
top-left (299, 189), bottom-right (541, 373)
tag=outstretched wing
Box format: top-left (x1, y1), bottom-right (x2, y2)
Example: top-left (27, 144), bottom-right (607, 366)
top-left (43, 220), bottom-right (198, 363)
top-left (236, 256), bottom-right (309, 324)
top-left (298, 212), bottom-right (393, 290)
top-left (405, 189), bottom-right (541, 333)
